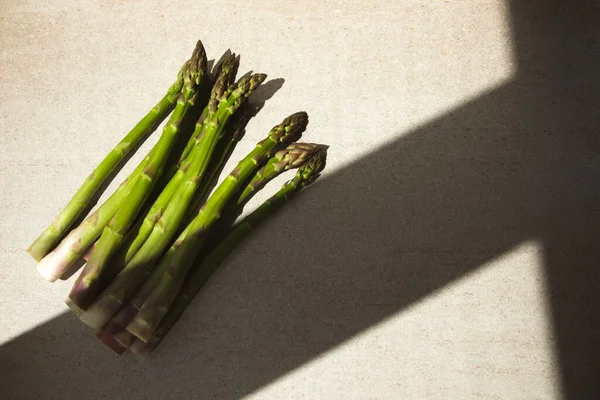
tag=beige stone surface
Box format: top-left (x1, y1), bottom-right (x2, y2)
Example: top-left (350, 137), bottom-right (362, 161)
top-left (1, 1), bottom-right (598, 399)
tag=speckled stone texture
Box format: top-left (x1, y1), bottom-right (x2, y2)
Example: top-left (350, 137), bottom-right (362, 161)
top-left (1, 1), bottom-right (599, 399)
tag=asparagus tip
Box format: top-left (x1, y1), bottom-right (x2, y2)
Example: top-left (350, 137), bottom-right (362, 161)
top-left (270, 111), bottom-right (308, 145)
top-left (231, 73), bottom-right (267, 100)
top-left (185, 40), bottom-right (208, 86)
top-left (297, 145), bottom-right (327, 186)
top-left (274, 142), bottom-right (320, 170)
top-left (209, 53), bottom-right (241, 112)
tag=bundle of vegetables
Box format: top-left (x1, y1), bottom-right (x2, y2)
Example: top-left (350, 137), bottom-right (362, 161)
top-left (27, 40), bottom-right (327, 356)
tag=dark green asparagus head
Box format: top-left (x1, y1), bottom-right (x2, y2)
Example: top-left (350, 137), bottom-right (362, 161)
top-left (225, 73), bottom-right (268, 113)
top-left (209, 54), bottom-right (239, 114)
top-left (293, 146), bottom-right (327, 188)
top-left (267, 111), bottom-right (309, 150)
top-left (245, 142), bottom-right (319, 194)
top-left (271, 142), bottom-right (320, 172)
top-left (183, 40), bottom-right (208, 92)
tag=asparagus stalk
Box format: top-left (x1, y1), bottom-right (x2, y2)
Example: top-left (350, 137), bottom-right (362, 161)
top-left (239, 142), bottom-right (320, 206)
top-left (65, 42), bottom-right (208, 309)
top-left (130, 148), bottom-right (327, 355)
top-left (126, 112), bottom-right (308, 341)
top-left (26, 60), bottom-right (189, 262)
top-left (96, 293), bottom-right (141, 344)
top-left (184, 102), bottom-right (253, 219)
top-left (77, 73), bottom-right (266, 327)
top-left (95, 320), bottom-right (129, 355)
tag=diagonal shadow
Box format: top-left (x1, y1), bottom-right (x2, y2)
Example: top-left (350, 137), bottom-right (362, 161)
top-left (1, 1), bottom-right (599, 399)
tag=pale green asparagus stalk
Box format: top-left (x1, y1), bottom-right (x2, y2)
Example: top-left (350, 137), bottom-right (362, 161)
top-left (26, 61), bottom-right (189, 262)
top-left (36, 139), bottom-right (156, 283)
top-left (130, 148), bottom-right (327, 355)
top-left (125, 112), bottom-right (308, 341)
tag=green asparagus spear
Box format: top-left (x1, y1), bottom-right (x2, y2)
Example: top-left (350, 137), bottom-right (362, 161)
top-left (26, 61), bottom-right (189, 262)
top-left (239, 142), bottom-right (320, 205)
top-left (126, 112), bottom-right (308, 341)
top-left (184, 102), bottom-right (253, 220)
top-left (66, 42), bottom-right (208, 309)
top-left (130, 148), bottom-right (326, 355)
top-left (204, 142), bottom-right (321, 248)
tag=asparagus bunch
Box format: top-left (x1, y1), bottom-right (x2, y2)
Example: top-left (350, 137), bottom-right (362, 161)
top-left (80, 143), bottom-right (316, 331)
top-left (74, 73), bottom-right (265, 319)
top-left (27, 38), bottom-right (329, 356)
